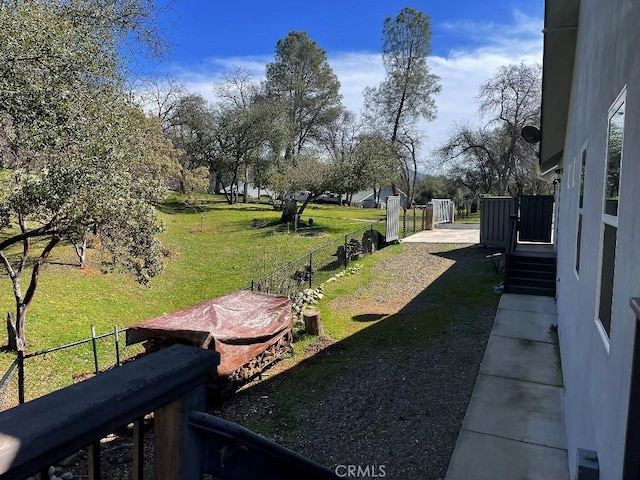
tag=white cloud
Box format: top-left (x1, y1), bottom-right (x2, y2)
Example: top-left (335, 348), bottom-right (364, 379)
top-left (324, 52), bottom-right (385, 113)
top-left (158, 10), bottom-right (543, 170)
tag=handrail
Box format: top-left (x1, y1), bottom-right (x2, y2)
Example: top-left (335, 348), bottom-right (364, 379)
top-left (506, 213), bottom-right (519, 255)
top-left (23, 327), bottom-right (129, 359)
top-left (190, 411), bottom-right (338, 479)
top-left (0, 344), bottom-right (218, 480)
top-left (0, 344), bottom-right (339, 479)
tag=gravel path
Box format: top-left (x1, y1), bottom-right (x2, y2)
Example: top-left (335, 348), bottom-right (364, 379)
top-left (218, 243), bottom-right (498, 480)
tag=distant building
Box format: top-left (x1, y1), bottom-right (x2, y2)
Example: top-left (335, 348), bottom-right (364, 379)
top-left (349, 187), bottom-right (406, 209)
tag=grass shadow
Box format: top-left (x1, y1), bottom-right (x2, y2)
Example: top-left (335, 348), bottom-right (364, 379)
top-left (352, 313), bottom-right (387, 322)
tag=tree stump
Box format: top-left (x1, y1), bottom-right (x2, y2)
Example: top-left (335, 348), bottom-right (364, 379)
top-left (303, 309), bottom-right (323, 336)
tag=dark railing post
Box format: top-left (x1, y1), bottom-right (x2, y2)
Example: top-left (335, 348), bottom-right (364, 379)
top-left (17, 351), bottom-right (24, 405)
top-left (155, 384), bottom-right (206, 480)
top-left (91, 325), bottom-right (99, 375)
top-left (344, 235), bottom-right (348, 268)
top-left (88, 440), bottom-right (101, 480)
top-left (133, 418), bottom-right (145, 480)
top-left (251, 280), bottom-right (254, 291)
top-left (308, 253), bottom-right (313, 289)
top-left (114, 326), bottom-right (121, 367)
top-left (507, 213), bottom-right (519, 254)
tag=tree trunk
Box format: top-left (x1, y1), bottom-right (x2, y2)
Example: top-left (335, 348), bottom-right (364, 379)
top-left (219, 178), bottom-right (233, 205)
top-left (409, 151), bottom-right (418, 208)
top-left (303, 309), bottom-right (323, 336)
top-left (5, 235), bottom-right (60, 352)
top-left (6, 313), bottom-right (17, 352)
top-left (7, 303), bottom-right (27, 352)
top-left (296, 195), bottom-right (315, 218)
top-left (281, 199), bottom-right (298, 223)
top-left (243, 167), bottom-right (249, 203)
top-left (73, 235), bottom-right (87, 268)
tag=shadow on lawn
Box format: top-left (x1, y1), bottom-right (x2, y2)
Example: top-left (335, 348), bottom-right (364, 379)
top-left (156, 198), bottom-right (275, 215)
top-left (352, 313), bottom-right (387, 323)
top-left (215, 244), bottom-right (501, 479)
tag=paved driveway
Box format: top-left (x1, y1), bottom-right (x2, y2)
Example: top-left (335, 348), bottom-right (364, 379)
top-left (403, 224), bottom-right (480, 244)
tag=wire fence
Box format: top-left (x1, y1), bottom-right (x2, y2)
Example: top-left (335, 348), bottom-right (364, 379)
top-left (0, 220), bottom-right (390, 407)
top-left (0, 357), bottom-right (19, 411)
top-left (402, 205), bottom-right (429, 238)
top-left (247, 221), bottom-right (386, 297)
top-left (0, 325), bottom-right (144, 410)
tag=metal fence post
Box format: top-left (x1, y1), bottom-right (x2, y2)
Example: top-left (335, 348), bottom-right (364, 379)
top-left (308, 253), bottom-right (313, 289)
top-left (344, 235), bottom-right (348, 268)
top-left (91, 325), bottom-right (99, 375)
top-left (114, 325), bottom-right (121, 367)
top-left (413, 207), bottom-right (416, 234)
top-left (17, 351), bottom-right (24, 404)
top-left (251, 280), bottom-right (254, 292)
top-left (403, 209), bottom-right (407, 238)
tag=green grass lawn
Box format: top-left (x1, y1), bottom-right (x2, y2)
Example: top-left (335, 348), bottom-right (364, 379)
top-left (0, 193), bottom-right (386, 400)
top-left (455, 211), bottom-right (481, 224)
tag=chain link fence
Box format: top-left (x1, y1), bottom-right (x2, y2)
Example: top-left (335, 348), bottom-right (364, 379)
top-left (402, 205), bottom-right (429, 238)
top-left (0, 358), bottom-right (19, 411)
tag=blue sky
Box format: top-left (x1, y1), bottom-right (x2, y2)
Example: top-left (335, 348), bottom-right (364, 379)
top-left (143, 1), bottom-right (544, 163)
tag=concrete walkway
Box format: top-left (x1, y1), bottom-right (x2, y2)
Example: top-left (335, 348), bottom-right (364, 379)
top-left (446, 293), bottom-right (569, 480)
top-left (402, 224), bottom-right (480, 244)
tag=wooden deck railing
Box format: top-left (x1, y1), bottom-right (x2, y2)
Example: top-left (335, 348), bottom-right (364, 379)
top-left (0, 344), bottom-right (337, 480)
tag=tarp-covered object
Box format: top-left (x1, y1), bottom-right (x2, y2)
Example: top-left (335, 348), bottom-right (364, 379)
top-left (126, 291), bottom-right (292, 377)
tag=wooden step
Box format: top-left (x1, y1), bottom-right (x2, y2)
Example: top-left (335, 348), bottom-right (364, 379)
top-left (505, 284), bottom-right (556, 297)
top-left (508, 264), bottom-right (556, 281)
top-left (507, 276), bottom-right (556, 289)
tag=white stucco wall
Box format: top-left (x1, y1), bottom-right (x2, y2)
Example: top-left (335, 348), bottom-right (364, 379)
top-left (555, 1), bottom-right (640, 478)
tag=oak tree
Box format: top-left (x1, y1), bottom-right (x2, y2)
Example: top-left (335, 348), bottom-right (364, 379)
top-left (439, 63), bottom-right (542, 195)
top-left (0, 0), bottom-right (175, 351)
top-left (265, 31), bottom-right (343, 161)
top-left (364, 7), bottom-right (441, 205)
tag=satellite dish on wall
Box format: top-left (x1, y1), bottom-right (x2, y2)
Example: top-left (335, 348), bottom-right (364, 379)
top-left (521, 125), bottom-right (541, 144)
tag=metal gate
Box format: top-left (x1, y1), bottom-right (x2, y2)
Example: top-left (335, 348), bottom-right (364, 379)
top-left (431, 199), bottom-right (454, 224)
top-left (386, 196), bottom-right (400, 242)
top-left (519, 195), bottom-right (554, 242)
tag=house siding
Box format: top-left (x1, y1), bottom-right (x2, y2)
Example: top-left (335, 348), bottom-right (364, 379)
top-left (556, 1), bottom-right (640, 478)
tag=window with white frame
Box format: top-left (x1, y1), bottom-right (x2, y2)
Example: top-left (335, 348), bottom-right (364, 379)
top-left (597, 87), bottom-right (626, 339)
top-left (575, 146), bottom-right (586, 275)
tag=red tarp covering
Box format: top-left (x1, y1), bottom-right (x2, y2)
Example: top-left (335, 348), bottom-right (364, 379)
top-left (126, 291), bottom-right (292, 376)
